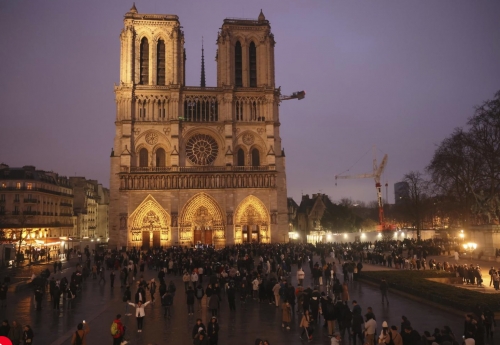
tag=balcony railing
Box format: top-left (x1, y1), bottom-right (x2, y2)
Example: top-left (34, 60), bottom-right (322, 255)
top-left (128, 166), bottom-right (275, 173)
top-left (24, 199), bottom-right (38, 203)
top-left (23, 211), bottom-right (37, 216)
top-left (60, 202), bottom-right (73, 207)
top-left (60, 213), bottom-right (73, 217)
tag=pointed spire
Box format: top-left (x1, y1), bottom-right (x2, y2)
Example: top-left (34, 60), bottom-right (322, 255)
top-left (200, 37), bottom-right (206, 87)
top-left (129, 3), bottom-right (138, 14)
top-left (258, 9), bottom-right (266, 22)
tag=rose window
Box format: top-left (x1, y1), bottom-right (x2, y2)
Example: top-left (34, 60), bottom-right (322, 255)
top-left (185, 134), bottom-right (219, 165)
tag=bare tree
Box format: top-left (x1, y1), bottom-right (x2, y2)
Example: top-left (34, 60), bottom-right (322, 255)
top-left (403, 171), bottom-right (430, 240)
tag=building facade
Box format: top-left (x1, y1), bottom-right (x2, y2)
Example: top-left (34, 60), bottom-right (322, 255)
top-left (109, 6), bottom-right (288, 249)
top-left (0, 164), bottom-right (74, 259)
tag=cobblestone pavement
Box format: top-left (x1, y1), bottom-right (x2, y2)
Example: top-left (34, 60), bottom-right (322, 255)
top-left (0, 255), bottom-right (490, 345)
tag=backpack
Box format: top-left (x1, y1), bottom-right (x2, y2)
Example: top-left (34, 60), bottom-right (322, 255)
top-left (196, 288), bottom-right (203, 298)
top-left (388, 331), bottom-right (395, 345)
top-left (110, 321), bottom-right (119, 336)
top-left (74, 331), bottom-right (83, 345)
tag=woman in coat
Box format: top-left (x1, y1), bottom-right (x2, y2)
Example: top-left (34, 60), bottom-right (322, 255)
top-left (282, 301), bottom-right (291, 330)
top-left (342, 281), bottom-right (350, 302)
top-left (208, 292), bottom-right (219, 317)
top-left (207, 316), bottom-right (220, 345)
top-left (128, 300), bottom-right (151, 332)
top-left (299, 309), bottom-right (313, 340)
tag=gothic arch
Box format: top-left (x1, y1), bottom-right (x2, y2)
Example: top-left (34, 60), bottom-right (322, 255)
top-left (179, 193), bottom-right (225, 246)
top-left (234, 195), bottom-right (270, 243)
top-left (128, 195), bottom-right (171, 248)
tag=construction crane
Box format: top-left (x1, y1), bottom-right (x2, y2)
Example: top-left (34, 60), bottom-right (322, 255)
top-left (335, 150), bottom-right (388, 229)
top-left (280, 90), bottom-right (306, 101)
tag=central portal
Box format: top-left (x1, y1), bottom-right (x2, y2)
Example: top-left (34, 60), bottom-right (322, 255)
top-left (179, 193), bottom-right (226, 247)
top-left (194, 226), bottom-right (213, 245)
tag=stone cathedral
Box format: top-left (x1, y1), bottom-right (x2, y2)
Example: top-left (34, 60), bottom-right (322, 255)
top-left (109, 5), bottom-right (288, 249)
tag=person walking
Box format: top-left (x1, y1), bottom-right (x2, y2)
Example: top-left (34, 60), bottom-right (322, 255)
top-left (128, 300), bottom-right (151, 332)
top-left (183, 271), bottom-right (191, 292)
top-left (34, 285), bottom-right (43, 311)
top-left (161, 291), bottom-right (173, 318)
top-left (110, 314), bottom-right (126, 345)
top-left (342, 281), bottom-right (350, 303)
top-left (282, 301), bottom-right (292, 330)
top-left (380, 278), bottom-right (389, 305)
top-left (297, 267), bottom-right (305, 286)
top-left (192, 319), bottom-right (207, 339)
top-left (70, 321), bottom-right (90, 345)
top-left (299, 309), bottom-right (313, 341)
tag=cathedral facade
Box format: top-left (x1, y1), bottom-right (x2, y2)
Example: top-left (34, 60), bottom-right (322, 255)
top-left (109, 5), bottom-right (288, 249)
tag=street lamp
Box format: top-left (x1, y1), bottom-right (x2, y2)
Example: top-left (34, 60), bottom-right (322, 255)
top-left (45, 229), bottom-right (48, 262)
top-left (463, 242), bottom-right (477, 262)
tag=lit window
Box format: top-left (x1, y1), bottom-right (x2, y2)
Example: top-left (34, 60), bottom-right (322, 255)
top-left (16, 183), bottom-right (21, 189)
top-left (27, 183), bottom-right (32, 190)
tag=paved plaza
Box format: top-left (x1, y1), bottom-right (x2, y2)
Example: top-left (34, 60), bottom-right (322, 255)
top-left (0, 254), bottom-right (486, 345)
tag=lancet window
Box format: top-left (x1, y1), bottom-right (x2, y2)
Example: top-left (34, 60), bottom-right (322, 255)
top-left (140, 37), bottom-right (149, 85)
top-left (156, 148), bottom-right (166, 167)
top-left (249, 42), bottom-right (257, 87)
top-left (157, 39), bottom-right (166, 85)
top-left (235, 41), bottom-right (243, 87)
top-left (139, 148), bottom-right (149, 167)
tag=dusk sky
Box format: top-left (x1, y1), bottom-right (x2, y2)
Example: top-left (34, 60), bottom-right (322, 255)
top-left (1, 1), bottom-right (499, 204)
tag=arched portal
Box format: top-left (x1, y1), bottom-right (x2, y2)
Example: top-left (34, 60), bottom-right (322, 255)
top-left (179, 193), bottom-right (225, 247)
top-left (234, 195), bottom-right (270, 244)
top-left (128, 195), bottom-right (171, 249)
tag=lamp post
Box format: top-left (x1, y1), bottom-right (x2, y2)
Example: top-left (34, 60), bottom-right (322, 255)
top-left (463, 242), bottom-right (477, 262)
top-left (45, 229), bottom-right (48, 262)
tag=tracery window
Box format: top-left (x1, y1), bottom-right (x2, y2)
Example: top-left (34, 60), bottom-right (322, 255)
top-left (140, 37), bottom-right (149, 85)
top-left (235, 41), bottom-right (242, 87)
top-left (249, 42), bottom-right (257, 87)
top-left (183, 95), bottom-right (218, 122)
top-left (157, 39), bottom-right (166, 85)
top-left (139, 148), bottom-right (148, 167)
top-left (186, 134), bottom-right (219, 166)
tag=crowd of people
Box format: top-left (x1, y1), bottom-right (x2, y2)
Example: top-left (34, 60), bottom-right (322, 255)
top-left (0, 239), bottom-right (496, 345)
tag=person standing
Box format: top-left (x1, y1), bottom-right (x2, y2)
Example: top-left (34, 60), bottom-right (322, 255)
top-left (208, 291), bottom-right (219, 317)
top-left (187, 286), bottom-right (195, 315)
top-left (123, 286), bottom-right (132, 316)
top-left (272, 281), bottom-right (281, 307)
top-left (110, 314), bottom-right (126, 345)
top-left (195, 284), bottom-right (205, 311)
top-left (128, 300), bottom-right (151, 332)
top-left (149, 279), bottom-right (156, 304)
top-left (282, 301), bottom-right (292, 330)
top-left (70, 322), bottom-right (90, 345)
top-left (23, 325), bottom-right (34, 345)
top-left (380, 278), bottom-right (389, 305)
top-left (364, 313), bottom-right (377, 345)
top-left (34, 285), bottom-right (43, 311)
top-left (207, 316), bottom-right (220, 345)
top-left (110, 271), bottom-right (116, 288)
top-left (342, 281), bottom-right (350, 303)
top-left (183, 271), bottom-right (191, 292)
top-left (297, 268), bottom-right (305, 286)
top-left (8, 320), bottom-right (22, 345)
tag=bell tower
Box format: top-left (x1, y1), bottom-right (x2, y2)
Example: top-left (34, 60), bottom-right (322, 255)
top-left (216, 10), bottom-right (275, 88)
